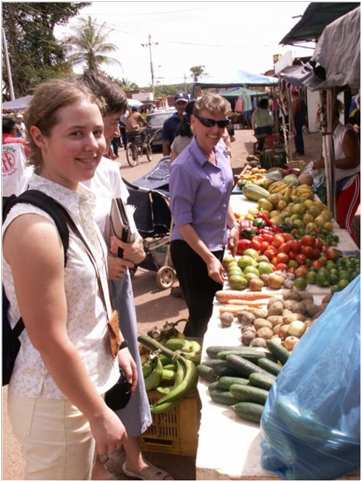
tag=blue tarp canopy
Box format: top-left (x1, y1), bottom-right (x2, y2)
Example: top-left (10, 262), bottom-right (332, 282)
top-left (2, 95), bottom-right (33, 112)
top-left (218, 87), bottom-right (266, 97)
top-left (127, 98), bottom-right (143, 108)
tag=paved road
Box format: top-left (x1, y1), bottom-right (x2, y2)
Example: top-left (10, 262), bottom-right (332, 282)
top-left (3, 129), bottom-right (322, 479)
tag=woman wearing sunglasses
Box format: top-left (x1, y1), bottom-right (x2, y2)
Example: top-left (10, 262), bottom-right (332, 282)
top-left (169, 93), bottom-right (239, 338)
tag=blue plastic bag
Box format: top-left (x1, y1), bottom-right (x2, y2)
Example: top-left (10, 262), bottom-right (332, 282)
top-left (261, 275), bottom-right (360, 480)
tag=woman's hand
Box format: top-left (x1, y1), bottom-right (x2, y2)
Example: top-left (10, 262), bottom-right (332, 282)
top-left (118, 348), bottom-right (138, 392)
top-left (206, 256), bottom-right (225, 285)
top-left (107, 254), bottom-right (134, 280)
top-left (110, 235), bottom-right (145, 264)
top-left (89, 406), bottom-right (128, 458)
top-left (228, 225), bottom-right (239, 257)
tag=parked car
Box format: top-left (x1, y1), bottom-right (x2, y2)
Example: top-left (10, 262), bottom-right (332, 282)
top-left (146, 109), bottom-right (175, 150)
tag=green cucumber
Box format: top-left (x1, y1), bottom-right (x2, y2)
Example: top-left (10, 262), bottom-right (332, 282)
top-left (233, 402), bottom-right (264, 423)
top-left (266, 340), bottom-right (290, 365)
top-left (206, 345), bottom-right (244, 358)
top-left (249, 372), bottom-right (276, 390)
top-left (203, 359), bottom-right (230, 369)
top-left (217, 376), bottom-right (249, 390)
top-left (216, 349), bottom-right (266, 361)
top-left (165, 338), bottom-right (187, 351)
top-left (208, 381), bottom-right (221, 393)
top-left (229, 384), bottom-right (269, 405)
top-left (257, 357), bottom-right (281, 376)
top-left (226, 355), bottom-right (270, 378)
top-left (209, 390), bottom-right (240, 406)
top-left (197, 364), bottom-right (218, 382)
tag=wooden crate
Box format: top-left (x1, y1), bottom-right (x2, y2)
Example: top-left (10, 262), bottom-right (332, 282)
top-left (139, 391), bottom-right (201, 456)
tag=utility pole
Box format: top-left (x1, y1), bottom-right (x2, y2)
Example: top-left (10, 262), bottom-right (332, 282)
top-left (2, 28), bottom-right (15, 100)
top-left (183, 74), bottom-right (187, 93)
top-left (141, 34), bottom-right (158, 96)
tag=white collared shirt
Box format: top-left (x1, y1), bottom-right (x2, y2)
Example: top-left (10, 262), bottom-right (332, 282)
top-left (2, 174), bottom-right (120, 399)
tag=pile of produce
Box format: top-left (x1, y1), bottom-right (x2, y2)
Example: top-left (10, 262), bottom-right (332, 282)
top-left (198, 340), bottom-right (290, 424)
top-left (236, 166), bottom-right (269, 189)
top-left (138, 333), bottom-right (201, 414)
top-left (216, 288), bottom-right (327, 351)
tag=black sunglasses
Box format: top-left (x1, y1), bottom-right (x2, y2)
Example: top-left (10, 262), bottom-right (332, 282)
top-left (194, 114), bottom-right (230, 128)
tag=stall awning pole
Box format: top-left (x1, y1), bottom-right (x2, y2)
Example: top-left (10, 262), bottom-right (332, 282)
top-left (286, 88), bottom-right (294, 160)
top-left (322, 89), bottom-right (336, 216)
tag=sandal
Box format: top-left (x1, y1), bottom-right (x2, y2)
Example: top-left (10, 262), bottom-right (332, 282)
top-left (122, 461), bottom-right (174, 480)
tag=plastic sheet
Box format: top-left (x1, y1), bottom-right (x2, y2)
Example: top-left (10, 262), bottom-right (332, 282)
top-left (261, 275), bottom-right (360, 479)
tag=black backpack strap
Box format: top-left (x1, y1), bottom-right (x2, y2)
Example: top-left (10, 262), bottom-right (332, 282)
top-left (3, 189), bottom-right (73, 266)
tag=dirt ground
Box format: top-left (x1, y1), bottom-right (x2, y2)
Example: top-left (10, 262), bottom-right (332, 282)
top-left (2, 128), bottom-right (322, 480)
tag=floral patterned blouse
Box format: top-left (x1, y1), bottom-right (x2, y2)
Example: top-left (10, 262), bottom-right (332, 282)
top-left (2, 174), bottom-right (120, 399)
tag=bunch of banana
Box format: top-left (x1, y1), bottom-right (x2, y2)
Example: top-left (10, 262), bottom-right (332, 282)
top-left (293, 184), bottom-right (314, 200)
top-left (268, 180), bottom-right (290, 194)
top-left (139, 335), bottom-right (199, 414)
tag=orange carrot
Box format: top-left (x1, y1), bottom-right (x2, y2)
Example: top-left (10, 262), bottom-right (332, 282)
top-left (216, 290), bottom-right (273, 302)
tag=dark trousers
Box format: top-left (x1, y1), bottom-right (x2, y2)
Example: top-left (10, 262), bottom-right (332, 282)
top-left (171, 240), bottom-right (224, 338)
top-left (294, 119), bottom-right (304, 155)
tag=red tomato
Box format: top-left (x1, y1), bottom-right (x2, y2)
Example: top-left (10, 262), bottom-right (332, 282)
top-left (253, 235), bottom-right (264, 244)
top-left (261, 233), bottom-right (274, 244)
top-left (251, 239), bottom-right (261, 251)
top-left (276, 252), bottom-right (289, 264)
top-left (325, 247), bottom-right (338, 260)
top-left (288, 251), bottom-right (296, 260)
top-left (301, 245), bottom-right (314, 258)
top-left (282, 233), bottom-right (293, 242)
top-left (289, 240), bottom-right (300, 253)
top-left (279, 243), bottom-right (290, 254)
top-left (237, 239), bottom-right (252, 253)
top-left (272, 234), bottom-right (285, 248)
top-left (312, 260), bottom-right (322, 269)
top-left (314, 238), bottom-right (324, 250)
top-left (295, 265), bottom-right (308, 277)
top-left (260, 241), bottom-right (269, 252)
top-left (276, 262), bottom-right (288, 271)
top-left (301, 235), bottom-right (315, 247)
top-left (295, 253), bottom-right (306, 265)
top-left (264, 249), bottom-right (275, 261)
top-left (310, 248), bottom-right (321, 260)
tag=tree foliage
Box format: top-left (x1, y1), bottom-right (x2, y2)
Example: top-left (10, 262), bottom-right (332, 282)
top-left (190, 65), bottom-right (207, 82)
top-left (2, 2), bottom-right (88, 98)
top-left (65, 16), bottom-right (121, 73)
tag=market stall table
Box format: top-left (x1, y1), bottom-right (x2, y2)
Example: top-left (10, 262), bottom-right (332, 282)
top-left (195, 192), bottom-right (359, 480)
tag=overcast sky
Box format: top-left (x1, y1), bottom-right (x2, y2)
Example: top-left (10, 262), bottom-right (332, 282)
top-left (55, 1), bottom-right (314, 87)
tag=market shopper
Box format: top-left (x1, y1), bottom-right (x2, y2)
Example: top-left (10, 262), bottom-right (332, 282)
top-left (169, 93), bottom-right (239, 338)
top-left (313, 95), bottom-right (360, 239)
top-left (3, 79), bottom-right (136, 480)
top-left (291, 89), bottom-right (307, 155)
top-left (162, 92), bottom-right (189, 156)
top-left (80, 71), bottom-right (173, 481)
top-left (170, 100), bottom-right (195, 160)
top-left (251, 98), bottom-right (274, 152)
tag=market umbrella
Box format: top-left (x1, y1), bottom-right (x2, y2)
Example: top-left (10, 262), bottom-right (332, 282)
top-left (127, 98), bottom-right (143, 108)
top-left (2, 95), bottom-right (33, 112)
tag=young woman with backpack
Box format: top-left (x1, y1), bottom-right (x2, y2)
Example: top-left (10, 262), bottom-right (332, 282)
top-left (2, 79), bottom-right (137, 479)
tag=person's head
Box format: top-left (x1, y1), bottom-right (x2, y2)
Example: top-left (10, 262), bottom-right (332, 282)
top-left (24, 79), bottom-right (106, 189)
top-left (174, 92), bottom-right (189, 117)
top-left (191, 93), bottom-right (231, 154)
top-left (258, 98), bottom-right (269, 110)
top-left (131, 106), bottom-right (138, 113)
top-left (2, 116), bottom-right (17, 135)
top-left (80, 71), bottom-right (128, 143)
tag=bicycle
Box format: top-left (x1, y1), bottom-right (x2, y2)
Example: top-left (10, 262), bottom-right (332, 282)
top-left (125, 129), bottom-right (153, 167)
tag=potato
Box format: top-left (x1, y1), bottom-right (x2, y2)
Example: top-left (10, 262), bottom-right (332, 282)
top-left (267, 315), bottom-right (284, 326)
top-left (273, 323), bottom-right (282, 334)
top-left (256, 327), bottom-right (274, 339)
top-left (250, 337), bottom-right (267, 348)
top-left (267, 300), bottom-right (284, 316)
top-left (268, 273), bottom-right (285, 290)
top-left (241, 324), bottom-right (256, 334)
top-left (287, 320), bottom-right (306, 337)
top-left (283, 300), bottom-right (303, 312)
top-left (282, 309), bottom-right (300, 324)
top-left (298, 291), bottom-right (314, 302)
top-left (242, 330), bottom-right (256, 346)
top-left (279, 324), bottom-right (290, 338)
top-left (283, 288), bottom-right (302, 301)
top-left (304, 300), bottom-right (320, 317)
top-left (270, 335), bottom-right (282, 345)
top-left (252, 308), bottom-right (268, 318)
top-left (254, 318), bottom-right (272, 330)
top-left (237, 310), bottom-right (256, 325)
top-left (284, 336), bottom-right (299, 350)
top-left (220, 312), bottom-right (234, 327)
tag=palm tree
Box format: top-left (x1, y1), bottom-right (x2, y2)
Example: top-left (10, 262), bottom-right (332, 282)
top-left (65, 16), bottom-right (121, 72)
top-left (190, 65), bottom-right (207, 83)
